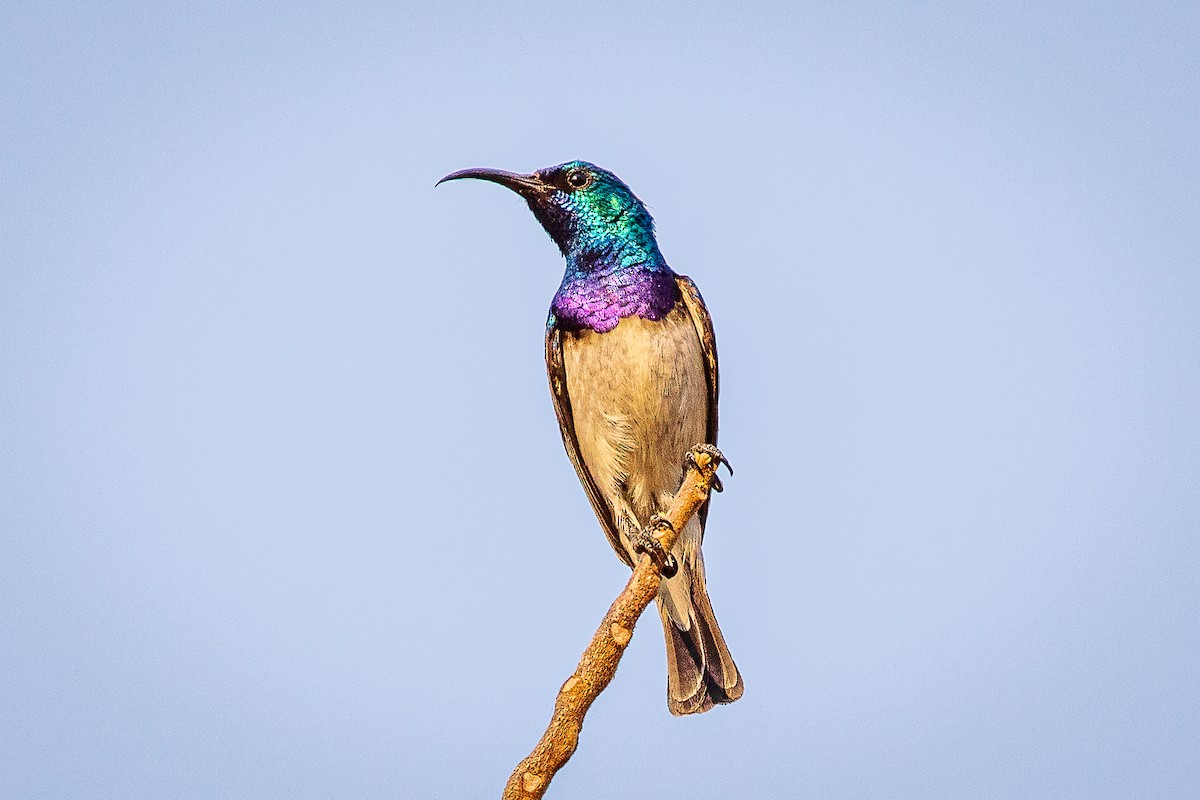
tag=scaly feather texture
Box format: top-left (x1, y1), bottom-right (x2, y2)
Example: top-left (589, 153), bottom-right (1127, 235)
top-left (533, 161), bottom-right (679, 333)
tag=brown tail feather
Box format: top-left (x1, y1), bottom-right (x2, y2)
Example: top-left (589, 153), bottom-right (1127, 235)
top-left (656, 556), bottom-right (743, 716)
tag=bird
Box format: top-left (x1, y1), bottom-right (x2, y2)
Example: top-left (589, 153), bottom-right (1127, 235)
top-left (438, 160), bottom-right (742, 715)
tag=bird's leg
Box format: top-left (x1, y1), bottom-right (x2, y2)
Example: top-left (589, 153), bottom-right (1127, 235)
top-left (631, 515), bottom-right (679, 579)
top-left (684, 444), bottom-right (733, 493)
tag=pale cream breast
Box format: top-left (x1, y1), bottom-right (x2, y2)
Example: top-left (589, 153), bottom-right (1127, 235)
top-left (560, 302), bottom-right (709, 540)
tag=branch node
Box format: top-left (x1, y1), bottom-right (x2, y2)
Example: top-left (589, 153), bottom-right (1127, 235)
top-left (609, 623), bottom-right (632, 647)
top-left (521, 772), bottom-right (545, 793)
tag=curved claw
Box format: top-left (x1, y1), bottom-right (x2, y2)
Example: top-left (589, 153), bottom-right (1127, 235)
top-left (631, 518), bottom-right (677, 578)
top-left (684, 444), bottom-right (733, 483)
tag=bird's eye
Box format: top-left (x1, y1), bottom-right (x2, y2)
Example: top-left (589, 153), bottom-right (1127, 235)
top-left (566, 170), bottom-right (591, 189)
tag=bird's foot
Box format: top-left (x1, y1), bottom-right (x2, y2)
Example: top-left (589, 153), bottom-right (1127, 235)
top-left (631, 516), bottom-right (679, 579)
top-left (684, 444), bottom-right (733, 492)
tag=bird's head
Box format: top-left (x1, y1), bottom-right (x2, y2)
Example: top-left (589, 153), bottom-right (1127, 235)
top-left (438, 160), bottom-right (662, 267)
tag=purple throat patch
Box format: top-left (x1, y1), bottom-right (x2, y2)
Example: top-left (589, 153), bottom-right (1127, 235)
top-left (551, 268), bottom-right (679, 333)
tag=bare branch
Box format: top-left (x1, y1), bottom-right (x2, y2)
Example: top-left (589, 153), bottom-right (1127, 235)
top-left (502, 445), bottom-right (727, 799)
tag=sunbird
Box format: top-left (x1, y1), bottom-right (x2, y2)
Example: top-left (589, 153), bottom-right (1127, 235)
top-left (439, 161), bottom-right (742, 715)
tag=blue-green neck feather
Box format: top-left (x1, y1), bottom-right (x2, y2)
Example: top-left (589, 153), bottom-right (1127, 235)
top-left (529, 161), bottom-right (678, 333)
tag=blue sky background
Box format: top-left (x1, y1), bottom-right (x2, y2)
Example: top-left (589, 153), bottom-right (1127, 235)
top-left (2, 2), bottom-right (1197, 798)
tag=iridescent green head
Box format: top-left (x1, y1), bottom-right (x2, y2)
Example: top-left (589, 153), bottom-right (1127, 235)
top-left (438, 160), bottom-right (665, 270)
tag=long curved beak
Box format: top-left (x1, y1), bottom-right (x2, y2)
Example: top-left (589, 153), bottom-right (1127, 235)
top-left (436, 167), bottom-right (546, 196)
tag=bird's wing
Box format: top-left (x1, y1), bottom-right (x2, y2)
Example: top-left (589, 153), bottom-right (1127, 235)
top-left (675, 275), bottom-right (719, 446)
top-left (675, 274), bottom-right (720, 531)
top-left (545, 316), bottom-right (633, 567)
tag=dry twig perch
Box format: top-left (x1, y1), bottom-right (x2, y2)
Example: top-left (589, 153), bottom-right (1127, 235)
top-left (501, 444), bottom-right (727, 799)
